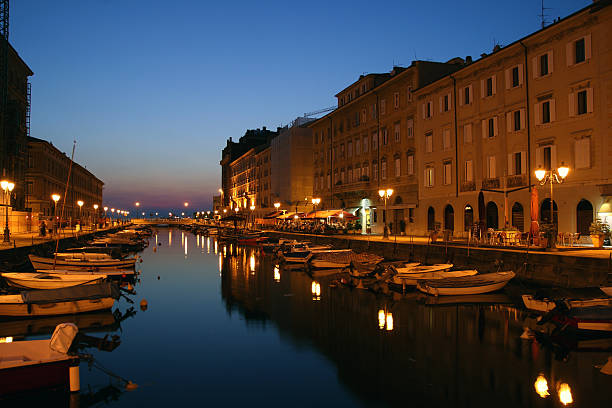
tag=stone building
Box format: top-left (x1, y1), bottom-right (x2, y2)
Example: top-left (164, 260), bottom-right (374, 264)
top-left (413, 0), bottom-right (612, 237)
top-left (26, 137), bottom-right (104, 223)
top-left (308, 61), bottom-right (463, 234)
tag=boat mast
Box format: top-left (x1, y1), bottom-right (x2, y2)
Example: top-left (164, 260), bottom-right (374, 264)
top-left (53, 140), bottom-right (76, 269)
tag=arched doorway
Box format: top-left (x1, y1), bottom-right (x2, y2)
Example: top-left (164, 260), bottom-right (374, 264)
top-left (512, 202), bottom-right (524, 231)
top-left (486, 201), bottom-right (498, 230)
top-left (576, 199), bottom-right (593, 235)
top-left (540, 199), bottom-right (558, 224)
top-left (464, 205), bottom-right (474, 231)
top-left (427, 207), bottom-right (435, 231)
top-left (444, 205), bottom-right (454, 232)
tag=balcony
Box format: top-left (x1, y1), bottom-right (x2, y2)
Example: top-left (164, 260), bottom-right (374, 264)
top-left (507, 174), bottom-right (527, 188)
top-left (482, 178), bottom-right (500, 189)
top-left (460, 181), bottom-right (476, 192)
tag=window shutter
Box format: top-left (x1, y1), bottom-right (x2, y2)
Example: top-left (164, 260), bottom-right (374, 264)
top-left (466, 160), bottom-right (473, 182)
top-left (536, 147), bottom-right (544, 168)
top-left (518, 64), bottom-right (524, 85)
top-left (465, 123), bottom-right (472, 143)
top-left (468, 85), bottom-right (473, 103)
top-left (422, 104), bottom-right (426, 119)
top-left (480, 79), bottom-right (485, 98)
top-left (507, 153), bottom-right (514, 176)
top-left (551, 145), bottom-right (557, 168)
top-left (493, 116), bottom-right (498, 136)
top-left (587, 88), bottom-right (594, 113)
top-left (447, 93), bottom-right (452, 110)
top-left (439, 96), bottom-right (443, 113)
top-left (506, 112), bottom-right (512, 133)
top-left (520, 108), bottom-right (525, 129)
top-left (492, 75), bottom-right (497, 94)
top-left (459, 89), bottom-right (464, 106)
top-left (424, 169), bottom-right (428, 186)
top-left (532, 57), bottom-right (539, 78)
top-left (489, 156), bottom-right (496, 178)
top-left (481, 119), bottom-right (487, 139)
top-left (550, 99), bottom-right (556, 122)
top-left (548, 50), bottom-right (554, 73)
top-left (585, 34), bottom-right (592, 60)
top-left (520, 151), bottom-right (526, 174)
top-left (566, 42), bottom-right (573, 66)
top-left (505, 69), bottom-right (510, 89)
top-left (568, 93), bottom-right (575, 117)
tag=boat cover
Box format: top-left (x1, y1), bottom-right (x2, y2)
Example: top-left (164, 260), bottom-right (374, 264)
top-left (20, 282), bottom-right (120, 304)
top-left (49, 323), bottom-right (78, 354)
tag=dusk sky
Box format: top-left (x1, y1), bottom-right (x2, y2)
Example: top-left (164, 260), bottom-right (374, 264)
top-left (11, 0), bottom-right (588, 213)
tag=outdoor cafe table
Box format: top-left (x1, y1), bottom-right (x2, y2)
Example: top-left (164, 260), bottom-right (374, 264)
top-left (495, 230), bottom-right (520, 245)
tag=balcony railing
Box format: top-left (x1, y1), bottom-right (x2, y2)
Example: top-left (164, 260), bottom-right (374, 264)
top-left (507, 174), bottom-right (527, 188)
top-left (460, 181), bottom-right (476, 192)
top-left (482, 178), bottom-right (500, 189)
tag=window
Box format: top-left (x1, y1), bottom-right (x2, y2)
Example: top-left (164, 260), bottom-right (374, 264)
top-left (363, 162), bottom-right (369, 178)
top-left (372, 132), bottom-right (378, 150)
top-left (481, 117), bottom-right (498, 139)
top-left (380, 99), bottom-right (386, 115)
top-left (348, 168), bottom-right (353, 183)
top-left (511, 67), bottom-right (519, 87)
top-left (406, 118), bottom-right (414, 138)
top-left (464, 160), bottom-right (473, 182)
top-left (347, 141), bottom-right (352, 158)
top-left (407, 154), bottom-right (414, 175)
top-left (425, 166), bottom-right (434, 187)
top-left (461, 85), bottom-right (473, 105)
top-left (535, 99), bottom-right (555, 124)
top-left (538, 52), bottom-right (551, 77)
top-left (363, 135), bottom-right (369, 153)
top-left (425, 132), bottom-right (433, 153)
top-left (487, 156), bottom-right (496, 179)
top-left (440, 93), bottom-right (451, 112)
top-left (408, 208), bottom-right (415, 223)
top-left (370, 103), bottom-right (377, 119)
top-left (341, 169), bottom-right (345, 184)
top-left (507, 109), bottom-right (525, 131)
top-left (569, 88), bottom-right (593, 116)
top-left (536, 145), bottom-right (556, 170)
top-left (423, 101), bottom-right (433, 119)
top-left (507, 152), bottom-right (526, 175)
top-left (361, 109), bottom-right (367, 124)
top-left (382, 128), bottom-right (388, 145)
top-left (443, 161), bottom-right (452, 185)
top-left (355, 165), bottom-right (361, 181)
top-left (381, 159), bottom-right (387, 180)
top-left (355, 138), bottom-right (361, 155)
top-left (442, 129), bottom-right (451, 150)
top-left (481, 75), bottom-right (496, 97)
top-left (542, 101), bottom-right (550, 123)
top-left (567, 35), bottom-right (591, 66)
top-left (373, 162), bottom-right (378, 181)
top-left (326, 173), bottom-right (331, 188)
top-left (486, 78), bottom-right (493, 96)
top-left (506, 65), bottom-right (523, 89)
top-left (463, 123), bottom-right (472, 144)
top-left (407, 87), bottom-right (413, 102)
top-left (575, 137), bottom-right (591, 169)
top-left (340, 144), bottom-right (344, 158)
top-left (394, 123), bottom-right (400, 143)
top-left (394, 92), bottom-right (400, 109)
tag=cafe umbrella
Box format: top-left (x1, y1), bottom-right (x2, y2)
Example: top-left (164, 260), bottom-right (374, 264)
top-left (477, 191), bottom-right (486, 241)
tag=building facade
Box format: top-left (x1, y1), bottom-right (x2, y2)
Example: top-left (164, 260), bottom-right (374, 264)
top-left (413, 0), bottom-right (612, 237)
top-left (309, 61), bottom-right (462, 234)
top-left (26, 137), bottom-right (104, 223)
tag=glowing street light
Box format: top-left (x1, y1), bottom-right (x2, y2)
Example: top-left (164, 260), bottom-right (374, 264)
top-left (1, 180), bottom-right (14, 242)
top-left (535, 162), bottom-right (570, 247)
top-left (51, 193), bottom-right (61, 236)
top-left (378, 188), bottom-right (394, 239)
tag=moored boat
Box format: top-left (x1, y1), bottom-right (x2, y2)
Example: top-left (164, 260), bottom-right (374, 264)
top-left (391, 269), bottom-right (478, 286)
top-left (522, 294), bottom-right (612, 313)
top-left (602, 287), bottom-right (612, 297)
top-left (392, 263), bottom-right (453, 275)
top-left (29, 254), bottom-right (136, 272)
top-left (1, 272), bottom-right (107, 290)
top-left (546, 305), bottom-right (612, 333)
top-left (416, 271), bottom-right (515, 296)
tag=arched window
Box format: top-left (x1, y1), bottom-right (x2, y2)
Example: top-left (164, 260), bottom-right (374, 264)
top-left (427, 207), bottom-right (435, 231)
top-left (394, 195), bottom-right (403, 205)
top-left (486, 201), bottom-right (499, 230)
top-left (540, 199), bottom-right (558, 224)
top-left (464, 204), bottom-right (474, 231)
top-left (512, 202), bottom-right (524, 231)
top-left (576, 199), bottom-right (593, 235)
top-left (444, 205), bottom-right (454, 232)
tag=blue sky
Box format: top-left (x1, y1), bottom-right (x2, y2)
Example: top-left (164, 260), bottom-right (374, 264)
top-left (11, 0), bottom-right (589, 212)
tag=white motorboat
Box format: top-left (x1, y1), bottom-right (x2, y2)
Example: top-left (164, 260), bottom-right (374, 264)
top-left (0, 323), bottom-right (80, 395)
top-left (29, 254), bottom-right (136, 271)
top-left (391, 269), bottom-right (478, 286)
top-left (1, 272), bottom-right (107, 290)
top-left (416, 271), bottom-right (515, 296)
top-left (309, 249), bottom-right (364, 269)
top-left (393, 263), bottom-right (453, 275)
top-left (54, 252), bottom-right (113, 261)
top-left (521, 294), bottom-right (612, 313)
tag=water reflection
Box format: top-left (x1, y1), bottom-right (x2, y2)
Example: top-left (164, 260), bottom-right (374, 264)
top-left (218, 244), bottom-right (612, 407)
top-left (168, 229), bottom-right (172, 246)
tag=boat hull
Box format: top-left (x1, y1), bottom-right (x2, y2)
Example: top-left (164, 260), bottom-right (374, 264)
top-left (29, 255), bottom-right (136, 271)
top-left (416, 271), bottom-right (515, 296)
top-left (0, 357), bottom-right (75, 395)
top-left (602, 287), bottom-right (612, 297)
top-left (2, 273), bottom-right (106, 290)
top-left (0, 297), bottom-right (115, 317)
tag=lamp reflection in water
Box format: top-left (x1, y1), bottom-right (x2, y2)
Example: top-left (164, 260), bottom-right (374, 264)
top-left (207, 237), bottom-right (210, 253)
top-left (169, 230), bottom-right (172, 247)
top-left (249, 253), bottom-right (256, 275)
top-left (558, 383), bottom-right (573, 405)
top-left (311, 281), bottom-right (321, 301)
top-left (218, 254), bottom-right (222, 273)
top-left (223, 246), bottom-right (227, 257)
top-left (184, 236), bottom-right (188, 257)
top-left (534, 374), bottom-right (549, 398)
top-left (273, 265), bottom-right (280, 282)
top-left (377, 309), bottom-right (394, 331)
top-left (197, 235), bottom-right (200, 247)
top-left (214, 241), bottom-right (218, 254)
top-left (155, 233), bottom-right (158, 247)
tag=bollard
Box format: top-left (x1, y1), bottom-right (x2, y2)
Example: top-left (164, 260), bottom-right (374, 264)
top-left (69, 363), bottom-right (80, 392)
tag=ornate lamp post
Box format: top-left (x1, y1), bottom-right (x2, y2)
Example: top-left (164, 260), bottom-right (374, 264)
top-left (378, 188), bottom-right (393, 239)
top-left (93, 204), bottom-right (99, 230)
top-left (535, 162), bottom-right (569, 247)
top-left (103, 206), bottom-right (108, 226)
top-left (249, 205), bottom-right (256, 229)
top-left (1, 180), bottom-right (15, 242)
top-left (311, 197), bottom-right (321, 213)
top-left (52, 194), bottom-right (60, 236)
top-left (77, 200), bottom-right (84, 232)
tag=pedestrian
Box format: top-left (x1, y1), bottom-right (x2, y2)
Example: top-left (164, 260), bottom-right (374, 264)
top-left (40, 220), bottom-right (46, 237)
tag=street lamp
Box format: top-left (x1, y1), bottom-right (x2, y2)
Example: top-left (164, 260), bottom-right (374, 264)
top-left (52, 194), bottom-right (60, 236)
top-left (1, 180), bottom-right (15, 242)
top-left (378, 188), bottom-right (393, 239)
top-left (535, 162), bottom-right (569, 247)
top-left (93, 204), bottom-right (99, 229)
top-left (103, 206), bottom-right (108, 226)
top-left (249, 205), bottom-right (255, 230)
top-left (311, 197), bottom-right (321, 213)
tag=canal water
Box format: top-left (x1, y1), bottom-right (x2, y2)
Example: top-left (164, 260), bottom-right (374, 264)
top-left (8, 228), bottom-right (612, 407)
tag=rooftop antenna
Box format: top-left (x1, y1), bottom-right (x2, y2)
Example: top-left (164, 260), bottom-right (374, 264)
top-left (539, 0), bottom-right (551, 28)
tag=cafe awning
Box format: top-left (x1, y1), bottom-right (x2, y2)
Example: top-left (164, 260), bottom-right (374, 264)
top-left (264, 210), bottom-right (284, 219)
top-left (276, 212), bottom-right (305, 220)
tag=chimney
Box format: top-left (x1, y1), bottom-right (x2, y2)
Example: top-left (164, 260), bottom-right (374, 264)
top-left (466, 55), bottom-right (472, 64)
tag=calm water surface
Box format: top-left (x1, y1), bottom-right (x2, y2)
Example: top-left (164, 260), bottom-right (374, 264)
top-left (9, 228), bottom-right (612, 407)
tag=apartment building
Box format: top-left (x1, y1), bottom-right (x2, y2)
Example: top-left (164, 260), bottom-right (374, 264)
top-left (414, 0), bottom-right (612, 237)
top-left (309, 61), bottom-right (462, 234)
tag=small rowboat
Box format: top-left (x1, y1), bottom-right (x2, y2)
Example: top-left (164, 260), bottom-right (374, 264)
top-left (416, 271), bottom-right (515, 296)
top-left (548, 305), bottom-right (612, 333)
top-left (1, 272), bottom-right (107, 290)
top-left (310, 250), bottom-right (380, 270)
top-left (393, 263), bottom-right (453, 275)
top-left (29, 254), bottom-right (136, 272)
top-left (392, 269), bottom-right (478, 286)
top-left (602, 287), bottom-right (612, 297)
top-left (522, 294), bottom-right (612, 313)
